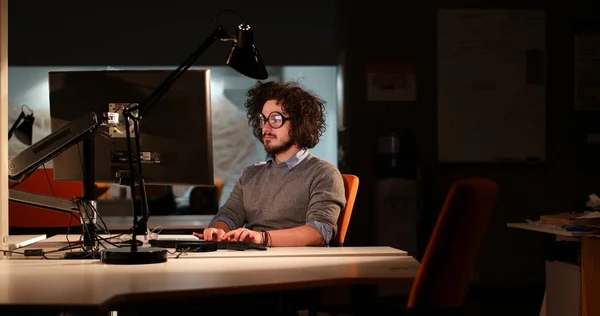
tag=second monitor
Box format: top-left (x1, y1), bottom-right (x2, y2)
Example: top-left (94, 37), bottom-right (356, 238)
top-left (48, 69), bottom-right (215, 216)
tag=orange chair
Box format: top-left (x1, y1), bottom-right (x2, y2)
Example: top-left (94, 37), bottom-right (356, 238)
top-left (406, 178), bottom-right (498, 314)
top-left (330, 174), bottom-right (359, 247)
top-left (312, 178), bottom-right (496, 315)
top-left (214, 180), bottom-right (224, 202)
top-left (95, 183), bottom-right (111, 200)
top-left (9, 168), bottom-right (83, 230)
top-left (306, 174), bottom-right (358, 314)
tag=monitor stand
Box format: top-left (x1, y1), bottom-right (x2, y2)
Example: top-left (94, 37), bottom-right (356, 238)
top-left (63, 137), bottom-right (100, 260)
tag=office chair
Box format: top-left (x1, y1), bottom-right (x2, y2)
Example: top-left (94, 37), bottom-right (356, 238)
top-left (330, 174), bottom-right (359, 247)
top-left (406, 177), bottom-right (499, 315)
top-left (312, 177), bottom-right (498, 315)
top-left (9, 168), bottom-right (83, 235)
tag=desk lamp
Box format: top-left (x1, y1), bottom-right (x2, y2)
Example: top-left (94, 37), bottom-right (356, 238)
top-left (99, 9), bottom-right (268, 264)
top-left (8, 104), bottom-right (35, 145)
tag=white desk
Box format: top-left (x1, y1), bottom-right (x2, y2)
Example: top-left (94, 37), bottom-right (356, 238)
top-left (507, 222), bottom-right (594, 237)
top-left (2, 241), bottom-right (418, 314)
top-left (508, 222), bottom-right (600, 316)
top-left (178, 246), bottom-right (406, 258)
top-left (41, 234), bottom-right (408, 258)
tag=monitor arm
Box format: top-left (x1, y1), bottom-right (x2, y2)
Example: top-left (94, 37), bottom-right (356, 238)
top-left (8, 111), bottom-right (101, 182)
top-left (9, 189), bottom-right (80, 215)
top-left (8, 111), bottom-right (102, 251)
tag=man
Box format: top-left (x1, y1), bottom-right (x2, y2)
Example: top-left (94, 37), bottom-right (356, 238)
top-left (193, 81), bottom-right (346, 247)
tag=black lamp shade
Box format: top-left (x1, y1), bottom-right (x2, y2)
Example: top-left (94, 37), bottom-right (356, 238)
top-left (14, 115), bottom-right (34, 146)
top-left (226, 23), bottom-right (268, 80)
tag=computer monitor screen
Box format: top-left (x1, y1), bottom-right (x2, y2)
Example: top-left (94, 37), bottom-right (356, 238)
top-left (48, 69), bottom-right (216, 217)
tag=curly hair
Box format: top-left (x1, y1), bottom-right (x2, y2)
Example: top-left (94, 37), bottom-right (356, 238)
top-left (244, 81), bottom-right (326, 149)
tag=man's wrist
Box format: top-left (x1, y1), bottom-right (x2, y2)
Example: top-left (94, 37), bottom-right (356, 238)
top-left (210, 220), bottom-right (231, 232)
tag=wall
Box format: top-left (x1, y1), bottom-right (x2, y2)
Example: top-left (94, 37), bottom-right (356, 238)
top-left (282, 67), bottom-right (338, 166)
top-left (7, 0), bottom-right (337, 66)
top-left (339, 0), bottom-right (600, 286)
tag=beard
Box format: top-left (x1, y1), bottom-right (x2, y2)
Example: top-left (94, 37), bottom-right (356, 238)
top-left (263, 136), bottom-right (295, 156)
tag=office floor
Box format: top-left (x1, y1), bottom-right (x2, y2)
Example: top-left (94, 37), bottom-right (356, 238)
top-left (296, 284), bottom-right (546, 316)
top-left (337, 284), bottom-right (547, 315)
top-left (464, 284), bottom-right (546, 316)
top-left (18, 284), bottom-right (546, 316)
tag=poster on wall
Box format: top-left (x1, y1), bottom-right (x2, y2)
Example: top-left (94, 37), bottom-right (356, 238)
top-left (366, 62), bottom-right (416, 102)
top-left (437, 9), bottom-right (547, 163)
top-left (574, 26), bottom-right (600, 111)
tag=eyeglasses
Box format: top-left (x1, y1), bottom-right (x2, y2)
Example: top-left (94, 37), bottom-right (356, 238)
top-left (257, 111), bottom-right (290, 129)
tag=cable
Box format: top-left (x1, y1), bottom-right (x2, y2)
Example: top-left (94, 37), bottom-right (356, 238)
top-left (95, 235), bottom-right (124, 248)
top-left (64, 209), bottom-right (78, 255)
top-left (39, 162), bottom-right (87, 257)
top-left (149, 226), bottom-right (163, 240)
top-left (175, 247), bottom-right (190, 259)
top-left (214, 9), bottom-right (246, 27)
top-left (41, 164), bottom-right (56, 196)
top-left (73, 143), bottom-right (104, 258)
top-left (9, 228), bottom-right (142, 260)
top-left (73, 200), bottom-right (97, 258)
top-left (1, 250), bottom-right (25, 255)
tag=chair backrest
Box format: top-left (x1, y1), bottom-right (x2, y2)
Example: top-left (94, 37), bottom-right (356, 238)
top-left (407, 178), bottom-right (498, 312)
top-left (214, 180), bottom-right (224, 202)
top-left (331, 174), bottom-right (359, 246)
top-left (9, 168), bottom-right (83, 228)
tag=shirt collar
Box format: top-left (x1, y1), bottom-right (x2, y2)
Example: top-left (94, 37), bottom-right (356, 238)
top-left (267, 149), bottom-right (309, 169)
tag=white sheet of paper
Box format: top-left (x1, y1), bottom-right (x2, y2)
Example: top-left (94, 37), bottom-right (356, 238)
top-left (437, 9), bottom-right (546, 163)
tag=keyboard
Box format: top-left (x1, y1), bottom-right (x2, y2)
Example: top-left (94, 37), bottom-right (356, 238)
top-left (214, 241), bottom-right (267, 251)
top-left (148, 239), bottom-right (267, 251)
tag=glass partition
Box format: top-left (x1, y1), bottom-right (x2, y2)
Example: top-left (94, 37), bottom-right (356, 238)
top-left (8, 65), bottom-right (337, 213)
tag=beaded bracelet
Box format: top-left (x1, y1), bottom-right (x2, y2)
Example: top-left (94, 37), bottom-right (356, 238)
top-left (261, 230), bottom-right (268, 247)
top-left (261, 230), bottom-right (272, 247)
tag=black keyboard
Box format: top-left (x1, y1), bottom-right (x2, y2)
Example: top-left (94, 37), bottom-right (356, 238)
top-left (149, 239), bottom-right (267, 251)
top-left (214, 241), bottom-right (267, 251)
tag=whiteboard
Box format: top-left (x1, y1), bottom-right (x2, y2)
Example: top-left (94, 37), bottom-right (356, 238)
top-left (437, 9), bottom-right (546, 163)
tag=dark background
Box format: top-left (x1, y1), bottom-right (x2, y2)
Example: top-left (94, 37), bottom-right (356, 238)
top-left (8, 0), bottom-right (600, 290)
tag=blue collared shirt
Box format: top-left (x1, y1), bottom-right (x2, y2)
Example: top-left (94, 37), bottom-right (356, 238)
top-left (265, 148), bottom-right (309, 169)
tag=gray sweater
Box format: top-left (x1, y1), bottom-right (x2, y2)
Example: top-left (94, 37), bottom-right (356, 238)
top-left (210, 151), bottom-right (346, 244)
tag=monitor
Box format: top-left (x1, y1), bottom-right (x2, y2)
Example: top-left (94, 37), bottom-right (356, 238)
top-left (47, 69), bottom-right (217, 221)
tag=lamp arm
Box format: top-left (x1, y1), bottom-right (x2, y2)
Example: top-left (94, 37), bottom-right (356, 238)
top-left (115, 25), bottom-right (230, 243)
top-left (126, 25), bottom-right (230, 119)
top-left (8, 111), bottom-right (25, 140)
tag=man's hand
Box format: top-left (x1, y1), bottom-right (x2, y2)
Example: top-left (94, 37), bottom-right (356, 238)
top-left (193, 228), bottom-right (227, 241)
top-left (222, 228), bottom-right (263, 244)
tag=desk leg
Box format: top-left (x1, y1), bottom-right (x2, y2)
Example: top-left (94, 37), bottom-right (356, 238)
top-left (539, 291), bottom-right (546, 316)
top-left (581, 237), bottom-right (600, 316)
